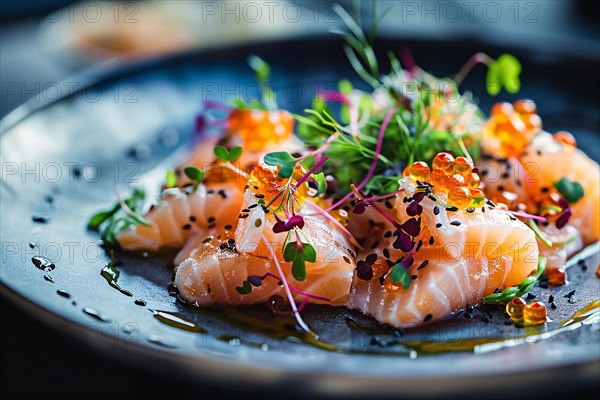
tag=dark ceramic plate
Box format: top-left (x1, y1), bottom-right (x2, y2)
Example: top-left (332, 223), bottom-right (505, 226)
top-left (1, 37), bottom-right (599, 398)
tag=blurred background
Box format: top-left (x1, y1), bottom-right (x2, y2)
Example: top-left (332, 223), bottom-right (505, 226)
top-left (1, 1), bottom-right (599, 399)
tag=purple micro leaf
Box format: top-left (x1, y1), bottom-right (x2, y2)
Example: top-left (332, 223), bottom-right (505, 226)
top-left (400, 218), bottom-right (421, 237)
top-left (555, 208), bottom-right (571, 229)
top-left (353, 200), bottom-right (367, 214)
top-left (412, 192), bottom-right (426, 202)
top-left (287, 214), bottom-right (305, 230)
top-left (393, 231), bottom-right (413, 252)
top-left (406, 201), bottom-right (423, 216)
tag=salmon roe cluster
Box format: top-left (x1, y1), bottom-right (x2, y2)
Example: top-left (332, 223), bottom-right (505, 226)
top-left (228, 109), bottom-right (293, 152)
top-left (403, 153), bottom-right (484, 209)
top-left (484, 99), bottom-right (542, 158)
top-left (248, 163), bottom-right (309, 204)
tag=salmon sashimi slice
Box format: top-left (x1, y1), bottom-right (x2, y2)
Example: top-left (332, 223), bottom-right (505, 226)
top-left (175, 190), bottom-right (357, 306)
top-left (347, 174), bottom-right (539, 328)
top-left (117, 182), bottom-right (243, 251)
top-left (520, 132), bottom-right (600, 244)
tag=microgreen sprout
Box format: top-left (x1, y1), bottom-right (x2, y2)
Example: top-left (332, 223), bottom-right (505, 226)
top-left (165, 169), bottom-right (177, 188)
top-left (183, 166), bottom-right (205, 192)
top-left (483, 257), bottom-right (547, 304)
top-left (214, 145), bottom-right (243, 162)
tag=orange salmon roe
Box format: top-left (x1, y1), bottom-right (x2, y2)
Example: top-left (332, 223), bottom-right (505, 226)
top-left (484, 99), bottom-right (542, 158)
top-left (404, 153), bottom-right (483, 209)
top-left (523, 301), bottom-right (548, 325)
top-left (249, 163), bottom-right (309, 205)
top-left (506, 297), bottom-right (526, 320)
top-left (553, 131), bottom-right (577, 147)
top-left (228, 109), bottom-right (294, 152)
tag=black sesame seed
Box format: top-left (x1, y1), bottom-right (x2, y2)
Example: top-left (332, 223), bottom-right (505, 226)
top-left (411, 275), bottom-right (417, 280)
top-left (248, 204), bottom-right (258, 209)
top-left (446, 206), bottom-right (458, 212)
top-left (228, 239), bottom-right (235, 244)
top-left (435, 223), bottom-right (442, 228)
top-left (383, 248), bottom-right (390, 259)
top-left (423, 314), bottom-right (433, 322)
top-left (416, 240), bottom-right (423, 252)
top-left (189, 215), bottom-right (196, 222)
top-left (540, 187), bottom-right (549, 193)
top-left (526, 293), bottom-right (536, 300)
top-left (433, 206), bottom-right (440, 215)
top-left (564, 290), bottom-right (576, 298)
top-left (207, 216), bottom-right (215, 223)
top-left (385, 200), bottom-right (393, 209)
top-left (384, 231), bottom-right (392, 238)
top-left (428, 236), bottom-right (435, 245)
top-left (208, 223), bottom-right (216, 229)
top-left (550, 303), bottom-right (557, 309)
top-left (182, 224), bottom-right (192, 230)
top-left (501, 172), bottom-right (510, 179)
top-left (371, 240), bottom-right (380, 249)
top-left (253, 186), bottom-right (259, 190)
top-left (254, 194), bottom-right (265, 199)
top-left (224, 224), bottom-right (232, 230)
top-left (450, 220), bottom-right (461, 226)
top-left (548, 295), bottom-right (554, 303)
top-left (241, 209), bottom-right (250, 213)
top-left (207, 189), bottom-right (215, 194)
top-left (343, 256), bottom-right (351, 264)
top-left (498, 185), bottom-right (505, 191)
top-left (466, 303), bottom-right (474, 313)
top-left (417, 260), bottom-right (429, 270)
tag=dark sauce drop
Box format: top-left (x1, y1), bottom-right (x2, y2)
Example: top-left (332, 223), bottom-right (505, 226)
top-left (32, 256), bottom-right (55, 271)
top-left (31, 214), bottom-right (51, 223)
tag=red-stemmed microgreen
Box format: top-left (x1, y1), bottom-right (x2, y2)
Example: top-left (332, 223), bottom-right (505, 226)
top-left (283, 236), bottom-right (317, 282)
top-left (528, 219), bottom-right (553, 248)
top-left (113, 185), bottom-right (150, 227)
top-left (88, 187), bottom-right (147, 243)
top-left (326, 106), bottom-right (399, 212)
top-left (262, 234), bottom-right (310, 332)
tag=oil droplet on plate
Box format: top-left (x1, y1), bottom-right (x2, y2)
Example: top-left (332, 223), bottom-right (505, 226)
top-left (151, 310), bottom-right (206, 333)
top-left (83, 307), bottom-right (111, 322)
top-left (147, 334), bottom-right (177, 348)
top-left (32, 256), bottom-right (55, 271)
